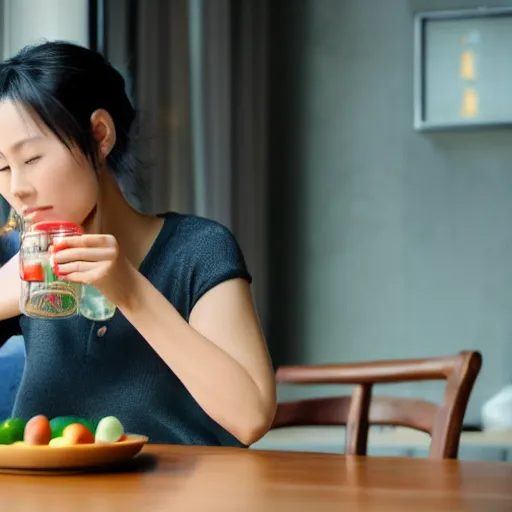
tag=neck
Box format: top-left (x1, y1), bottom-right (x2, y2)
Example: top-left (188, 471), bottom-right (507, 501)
top-left (84, 170), bottom-right (164, 270)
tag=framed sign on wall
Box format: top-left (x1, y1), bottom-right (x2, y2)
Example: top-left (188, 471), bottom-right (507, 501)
top-left (414, 7), bottom-right (512, 131)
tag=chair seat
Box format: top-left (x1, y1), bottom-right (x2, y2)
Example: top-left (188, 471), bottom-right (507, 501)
top-left (251, 425), bottom-right (512, 461)
top-left (253, 425), bottom-right (430, 451)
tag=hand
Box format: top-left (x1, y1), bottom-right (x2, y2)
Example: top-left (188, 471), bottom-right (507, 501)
top-left (50, 234), bottom-right (136, 307)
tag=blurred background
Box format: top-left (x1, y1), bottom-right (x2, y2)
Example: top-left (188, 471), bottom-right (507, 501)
top-left (2, 0), bottom-right (512, 458)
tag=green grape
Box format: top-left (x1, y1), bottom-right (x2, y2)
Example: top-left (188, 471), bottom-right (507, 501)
top-left (94, 416), bottom-right (124, 443)
top-left (0, 418), bottom-right (26, 444)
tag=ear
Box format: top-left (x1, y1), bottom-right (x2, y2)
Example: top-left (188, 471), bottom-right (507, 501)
top-left (90, 109), bottom-right (116, 159)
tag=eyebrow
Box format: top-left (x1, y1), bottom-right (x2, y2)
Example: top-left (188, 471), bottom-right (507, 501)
top-left (0, 136), bottom-right (44, 157)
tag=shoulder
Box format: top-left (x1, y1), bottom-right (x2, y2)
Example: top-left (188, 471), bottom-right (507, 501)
top-left (171, 213), bottom-right (242, 253)
top-left (156, 212), bottom-right (252, 310)
top-left (157, 212), bottom-right (244, 260)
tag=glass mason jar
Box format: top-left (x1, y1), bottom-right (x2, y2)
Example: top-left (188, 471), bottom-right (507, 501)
top-left (19, 221), bottom-right (116, 321)
top-left (19, 221), bottom-right (82, 319)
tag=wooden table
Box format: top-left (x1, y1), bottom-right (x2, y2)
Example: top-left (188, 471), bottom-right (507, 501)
top-left (1, 444), bottom-right (512, 511)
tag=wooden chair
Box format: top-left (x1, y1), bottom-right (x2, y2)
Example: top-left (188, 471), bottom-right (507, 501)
top-left (273, 351), bottom-right (482, 459)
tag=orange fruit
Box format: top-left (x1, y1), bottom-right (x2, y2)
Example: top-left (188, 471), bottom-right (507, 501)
top-left (62, 423), bottom-right (95, 444)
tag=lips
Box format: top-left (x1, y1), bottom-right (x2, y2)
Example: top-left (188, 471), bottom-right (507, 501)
top-left (21, 206), bottom-right (54, 227)
top-left (22, 205), bottom-right (53, 216)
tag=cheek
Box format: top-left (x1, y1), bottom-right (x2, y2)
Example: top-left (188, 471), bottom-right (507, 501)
top-left (58, 167), bottom-right (98, 193)
top-left (62, 170), bottom-right (99, 205)
top-left (54, 152), bottom-right (98, 193)
top-left (0, 174), bottom-right (9, 194)
top-left (49, 156), bottom-right (99, 215)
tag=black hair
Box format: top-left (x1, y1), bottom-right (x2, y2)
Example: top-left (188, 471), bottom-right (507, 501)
top-left (0, 40), bottom-right (145, 206)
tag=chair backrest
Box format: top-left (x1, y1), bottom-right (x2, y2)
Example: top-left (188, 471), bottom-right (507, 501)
top-left (273, 351), bottom-right (482, 459)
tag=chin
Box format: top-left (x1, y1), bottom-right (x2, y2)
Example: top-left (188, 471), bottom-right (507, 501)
top-left (30, 212), bottom-right (59, 225)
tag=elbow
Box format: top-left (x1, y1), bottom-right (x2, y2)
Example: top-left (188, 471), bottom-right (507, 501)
top-left (234, 396), bottom-right (277, 447)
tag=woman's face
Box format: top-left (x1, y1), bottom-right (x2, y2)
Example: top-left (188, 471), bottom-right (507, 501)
top-left (0, 100), bottom-right (99, 226)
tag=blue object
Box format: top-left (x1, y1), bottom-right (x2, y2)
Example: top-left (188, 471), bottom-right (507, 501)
top-left (0, 230), bottom-right (19, 265)
top-left (0, 336), bottom-right (24, 421)
top-left (0, 231), bottom-right (24, 420)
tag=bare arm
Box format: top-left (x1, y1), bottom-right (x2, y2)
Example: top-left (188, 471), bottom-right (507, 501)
top-left (0, 253), bottom-right (21, 321)
top-left (0, 253), bottom-right (22, 348)
top-left (118, 271), bottom-right (277, 446)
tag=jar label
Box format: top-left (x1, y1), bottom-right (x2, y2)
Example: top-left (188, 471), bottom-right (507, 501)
top-left (22, 282), bottom-right (80, 318)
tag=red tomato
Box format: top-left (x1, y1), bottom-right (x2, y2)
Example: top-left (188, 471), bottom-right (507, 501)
top-left (21, 264), bottom-right (45, 282)
top-left (24, 415), bottom-right (52, 445)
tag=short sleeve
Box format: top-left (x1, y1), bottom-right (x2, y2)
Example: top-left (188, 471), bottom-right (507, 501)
top-left (0, 316), bottom-right (21, 347)
top-left (187, 220), bottom-right (252, 310)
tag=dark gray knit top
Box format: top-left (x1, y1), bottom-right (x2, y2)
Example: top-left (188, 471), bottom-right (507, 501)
top-left (0, 212), bottom-right (251, 446)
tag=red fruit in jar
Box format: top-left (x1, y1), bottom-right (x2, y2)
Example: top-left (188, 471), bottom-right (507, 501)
top-left (20, 263), bottom-right (45, 282)
top-left (24, 415), bottom-right (52, 445)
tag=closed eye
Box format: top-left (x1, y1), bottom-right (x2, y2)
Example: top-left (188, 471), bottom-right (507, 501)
top-left (25, 156), bottom-right (40, 165)
top-left (0, 165), bottom-right (9, 172)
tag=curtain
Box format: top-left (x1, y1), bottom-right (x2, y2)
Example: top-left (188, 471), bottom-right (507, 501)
top-left (0, 0), bottom-right (89, 228)
top-left (101, 0), bottom-right (270, 331)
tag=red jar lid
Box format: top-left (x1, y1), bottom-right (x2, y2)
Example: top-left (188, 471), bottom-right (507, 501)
top-left (32, 221), bottom-right (83, 235)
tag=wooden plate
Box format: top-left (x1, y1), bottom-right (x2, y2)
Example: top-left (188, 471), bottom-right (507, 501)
top-left (0, 434), bottom-right (149, 474)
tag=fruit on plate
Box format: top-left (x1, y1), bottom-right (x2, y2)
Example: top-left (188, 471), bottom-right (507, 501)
top-left (63, 423), bottom-right (95, 444)
top-left (48, 437), bottom-right (73, 447)
top-left (49, 416), bottom-right (97, 439)
top-left (0, 418), bottom-right (26, 445)
top-left (1, 414), bottom-right (130, 446)
top-left (24, 415), bottom-right (52, 445)
top-left (94, 416), bottom-right (125, 443)
top-left (49, 423), bottom-right (95, 446)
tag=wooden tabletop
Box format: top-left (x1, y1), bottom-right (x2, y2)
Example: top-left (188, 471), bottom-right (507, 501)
top-left (1, 444), bottom-right (512, 511)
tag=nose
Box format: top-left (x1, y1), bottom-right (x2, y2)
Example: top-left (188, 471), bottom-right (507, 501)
top-left (10, 169), bottom-right (35, 204)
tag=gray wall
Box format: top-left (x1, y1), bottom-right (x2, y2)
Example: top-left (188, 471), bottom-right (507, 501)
top-left (268, 0), bottom-right (512, 425)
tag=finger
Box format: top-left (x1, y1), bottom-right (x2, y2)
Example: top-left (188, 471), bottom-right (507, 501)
top-left (62, 271), bottom-right (103, 286)
top-left (52, 247), bottom-right (116, 264)
top-left (63, 272), bottom-right (95, 285)
top-left (53, 260), bottom-right (97, 277)
top-left (53, 234), bottom-right (117, 250)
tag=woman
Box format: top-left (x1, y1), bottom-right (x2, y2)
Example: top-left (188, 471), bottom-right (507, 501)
top-left (0, 41), bottom-right (276, 446)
